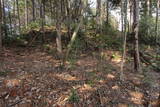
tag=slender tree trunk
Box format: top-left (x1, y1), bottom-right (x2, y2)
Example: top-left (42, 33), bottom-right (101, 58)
top-left (106, 0), bottom-right (109, 24)
top-left (147, 0), bottom-right (151, 35)
top-left (8, 5), bottom-right (12, 35)
top-left (27, 0), bottom-right (29, 25)
top-left (56, 1), bottom-right (63, 54)
top-left (2, 0), bottom-right (7, 37)
top-left (13, 0), bottom-right (16, 29)
top-left (25, 0), bottom-right (28, 27)
top-left (96, 0), bottom-right (102, 33)
top-left (155, 0), bottom-right (159, 58)
top-left (155, 0), bottom-right (159, 37)
top-left (65, 0), bottom-right (87, 61)
top-left (32, 0), bottom-right (36, 21)
top-left (43, 0), bottom-right (45, 24)
top-left (129, 0), bottom-right (133, 32)
top-left (147, 0), bottom-right (150, 16)
top-left (133, 0), bottom-right (141, 72)
top-left (149, 0), bottom-right (152, 17)
top-left (16, 0), bottom-right (21, 33)
top-left (50, 0), bottom-right (53, 20)
top-left (41, 0), bottom-right (45, 43)
top-left (0, 0), bottom-right (2, 51)
top-left (66, 0), bottom-right (72, 39)
top-left (121, 0), bottom-right (124, 33)
top-left (120, 0), bottom-right (128, 81)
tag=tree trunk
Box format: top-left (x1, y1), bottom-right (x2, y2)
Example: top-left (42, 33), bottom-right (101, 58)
top-left (16, 0), bottom-right (21, 33)
top-left (106, 0), bottom-right (109, 24)
top-left (65, 0), bottom-right (87, 61)
top-left (155, 0), bottom-right (159, 58)
top-left (56, 1), bottom-right (63, 54)
top-left (155, 0), bottom-right (159, 38)
top-left (0, 0), bottom-right (2, 51)
top-left (147, 0), bottom-right (150, 16)
top-left (66, 0), bottom-right (72, 39)
top-left (32, 0), bottom-right (36, 21)
top-left (8, 5), bottom-right (12, 35)
top-left (25, 0), bottom-right (28, 27)
top-left (129, 0), bottom-right (133, 32)
top-left (121, 0), bottom-right (124, 33)
top-left (40, 0), bottom-right (45, 43)
top-left (120, 0), bottom-right (128, 80)
top-left (96, 0), bottom-right (102, 33)
top-left (2, 0), bottom-right (7, 37)
top-left (133, 0), bottom-right (141, 72)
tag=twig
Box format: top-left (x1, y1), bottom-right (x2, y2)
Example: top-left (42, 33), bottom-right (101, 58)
top-left (8, 99), bottom-right (22, 107)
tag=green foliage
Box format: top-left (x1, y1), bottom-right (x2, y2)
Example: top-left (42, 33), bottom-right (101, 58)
top-left (0, 71), bottom-right (8, 77)
top-left (68, 89), bottom-right (79, 103)
top-left (139, 16), bottom-right (160, 45)
top-left (0, 70), bottom-right (11, 77)
top-left (94, 34), bottom-right (121, 49)
top-left (21, 20), bottom-right (42, 34)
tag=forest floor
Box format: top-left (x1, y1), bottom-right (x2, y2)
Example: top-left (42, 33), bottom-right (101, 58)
top-left (0, 46), bottom-right (160, 107)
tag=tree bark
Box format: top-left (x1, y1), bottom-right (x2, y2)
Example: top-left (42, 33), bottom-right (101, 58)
top-left (32, 0), bottom-right (36, 21)
top-left (129, 0), bottom-right (133, 32)
top-left (96, 0), bottom-right (102, 33)
top-left (133, 0), bottom-right (141, 72)
top-left (155, 0), bottom-right (159, 58)
top-left (25, 0), bottom-right (28, 27)
top-left (0, 0), bottom-right (2, 51)
top-left (106, 0), bottom-right (109, 24)
top-left (2, 0), bottom-right (7, 37)
top-left (155, 0), bottom-right (159, 38)
top-left (16, 0), bottom-right (21, 33)
top-left (65, 0), bottom-right (87, 61)
top-left (120, 0), bottom-right (128, 80)
top-left (56, 1), bottom-right (63, 54)
top-left (40, 0), bottom-right (45, 43)
top-left (8, 5), bottom-right (12, 35)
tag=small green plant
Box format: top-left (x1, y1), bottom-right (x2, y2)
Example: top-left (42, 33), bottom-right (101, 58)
top-left (86, 80), bottom-right (94, 86)
top-left (0, 70), bottom-right (11, 77)
top-left (68, 89), bottom-right (79, 103)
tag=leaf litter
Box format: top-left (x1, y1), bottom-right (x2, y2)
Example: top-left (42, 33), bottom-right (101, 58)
top-left (0, 47), bottom-right (160, 107)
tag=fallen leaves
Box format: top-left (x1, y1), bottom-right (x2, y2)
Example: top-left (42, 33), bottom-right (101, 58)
top-left (3, 79), bottom-right (21, 88)
top-left (0, 47), bottom-right (160, 107)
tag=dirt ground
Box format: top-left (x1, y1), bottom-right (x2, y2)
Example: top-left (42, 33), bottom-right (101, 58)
top-left (0, 47), bottom-right (160, 107)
